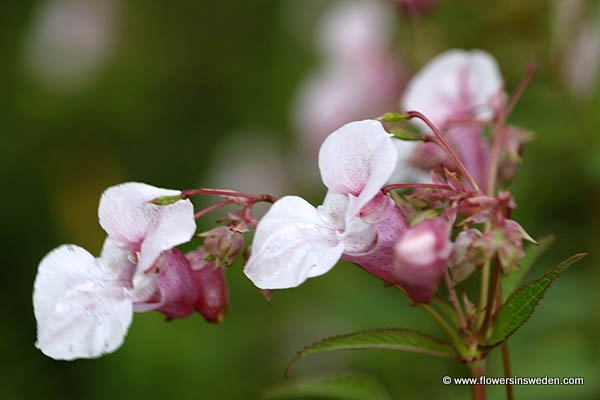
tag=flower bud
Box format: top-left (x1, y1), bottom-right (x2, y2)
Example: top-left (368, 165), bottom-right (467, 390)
top-left (187, 250), bottom-right (229, 324)
top-left (449, 229), bottom-right (482, 283)
top-left (392, 218), bottom-right (451, 303)
top-left (201, 226), bottom-right (245, 267)
top-left (134, 249), bottom-right (199, 320)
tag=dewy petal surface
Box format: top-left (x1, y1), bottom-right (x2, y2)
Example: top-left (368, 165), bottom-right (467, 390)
top-left (244, 196), bottom-right (344, 289)
top-left (33, 245), bottom-right (133, 360)
top-left (318, 120), bottom-right (397, 216)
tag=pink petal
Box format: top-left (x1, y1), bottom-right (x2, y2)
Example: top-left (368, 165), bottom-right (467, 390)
top-left (318, 0), bottom-right (393, 62)
top-left (187, 250), bottom-right (229, 323)
top-left (245, 196), bottom-right (344, 289)
top-left (319, 120), bottom-right (397, 216)
top-left (402, 49), bottom-right (502, 128)
top-left (33, 245), bottom-right (132, 360)
top-left (133, 249), bottom-right (198, 319)
top-left (342, 204), bottom-right (408, 283)
top-left (393, 218), bottom-right (452, 303)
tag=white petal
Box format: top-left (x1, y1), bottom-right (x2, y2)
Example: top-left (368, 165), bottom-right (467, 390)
top-left (137, 198), bottom-right (196, 273)
top-left (464, 50), bottom-right (503, 120)
top-left (99, 238), bottom-right (156, 303)
top-left (245, 196), bottom-right (344, 289)
top-left (98, 182), bottom-right (196, 273)
top-left (319, 120), bottom-right (397, 216)
top-left (98, 182), bottom-right (181, 245)
top-left (319, 191), bottom-right (378, 254)
top-left (33, 245), bottom-right (133, 360)
top-left (317, 191), bottom-right (349, 229)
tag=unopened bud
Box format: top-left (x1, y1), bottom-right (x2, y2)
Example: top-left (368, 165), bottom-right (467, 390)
top-left (393, 218), bottom-right (451, 303)
top-left (201, 226), bottom-right (245, 267)
top-left (187, 250), bottom-right (229, 323)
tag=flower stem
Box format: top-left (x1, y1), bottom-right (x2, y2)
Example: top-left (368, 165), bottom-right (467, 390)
top-left (182, 188), bottom-right (277, 203)
top-left (420, 303), bottom-right (468, 355)
top-left (444, 270), bottom-right (469, 331)
top-left (486, 64), bottom-right (536, 195)
top-left (406, 111), bottom-right (481, 193)
top-left (478, 259), bottom-right (491, 327)
top-left (194, 200), bottom-right (235, 219)
top-left (479, 257), bottom-right (500, 336)
top-left (393, 284), bottom-right (468, 355)
top-left (495, 272), bottom-right (514, 400)
top-left (382, 183), bottom-right (456, 193)
top-left (468, 358), bottom-right (487, 400)
top-left (500, 342), bottom-right (514, 400)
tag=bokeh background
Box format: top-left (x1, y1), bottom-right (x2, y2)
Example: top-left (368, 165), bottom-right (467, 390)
top-left (2, 0), bottom-right (599, 399)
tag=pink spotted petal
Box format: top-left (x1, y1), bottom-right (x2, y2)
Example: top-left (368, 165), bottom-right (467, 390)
top-left (342, 204), bottom-right (408, 283)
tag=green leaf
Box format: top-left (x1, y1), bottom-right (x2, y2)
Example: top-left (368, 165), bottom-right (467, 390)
top-left (378, 112), bottom-right (408, 122)
top-left (286, 328), bottom-right (457, 377)
top-left (387, 128), bottom-right (424, 141)
top-left (262, 373), bottom-right (393, 400)
top-left (485, 253), bottom-right (586, 347)
top-left (502, 235), bottom-right (556, 301)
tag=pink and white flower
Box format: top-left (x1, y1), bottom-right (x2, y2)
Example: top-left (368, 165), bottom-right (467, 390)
top-left (403, 49), bottom-right (504, 128)
top-left (244, 120), bottom-right (409, 289)
top-left (401, 49), bottom-right (505, 189)
top-left (33, 182), bottom-right (196, 360)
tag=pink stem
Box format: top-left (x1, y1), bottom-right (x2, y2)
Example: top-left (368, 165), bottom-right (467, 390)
top-left (486, 63), bottom-right (536, 195)
top-left (194, 200), bottom-right (235, 219)
top-left (182, 188), bottom-right (276, 204)
top-left (382, 183), bottom-right (456, 193)
top-left (406, 111), bottom-right (481, 193)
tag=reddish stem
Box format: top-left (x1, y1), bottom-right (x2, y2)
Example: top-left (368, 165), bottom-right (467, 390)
top-left (194, 200), bottom-right (235, 219)
top-left (504, 63), bottom-right (536, 118)
top-left (382, 183), bottom-right (456, 193)
top-left (487, 63), bottom-right (536, 195)
top-left (406, 111), bottom-right (481, 193)
top-left (182, 188), bottom-right (276, 203)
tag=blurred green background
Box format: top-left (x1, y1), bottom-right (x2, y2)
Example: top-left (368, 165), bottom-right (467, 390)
top-left (1, 0), bottom-right (599, 399)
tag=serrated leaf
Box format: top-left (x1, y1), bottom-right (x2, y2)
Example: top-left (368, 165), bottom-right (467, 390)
top-left (286, 328), bottom-right (457, 377)
top-left (502, 235), bottom-right (556, 301)
top-left (485, 253), bottom-right (586, 347)
top-left (388, 128), bottom-right (424, 141)
top-left (262, 373), bottom-right (393, 400)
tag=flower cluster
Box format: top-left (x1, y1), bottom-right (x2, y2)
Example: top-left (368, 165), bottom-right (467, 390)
top-left (246, 49), bottom-right (533, 306)
top-left (33, 48), bottom-right (536, 363)
top-left (34, 183), bottom-right (235, 359)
